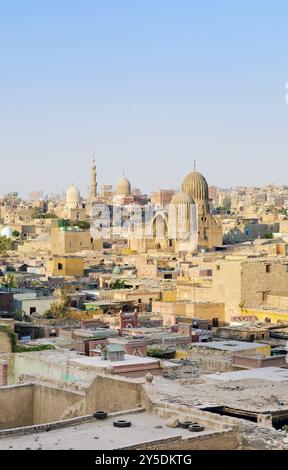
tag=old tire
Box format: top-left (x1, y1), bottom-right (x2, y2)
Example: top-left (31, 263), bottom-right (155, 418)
top-left (94, 411), bottom-right (108, 420)
top-left (188, 424), bottom-right (204, 432)
top-left (180, 421), bottom-right (198, 429)
top-left (113, 420), bottom-right (131, 428)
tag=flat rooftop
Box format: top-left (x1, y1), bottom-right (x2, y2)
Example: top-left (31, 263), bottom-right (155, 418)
top-left (0, 412), bottom-right (201, 450)
top-left (191, 340), bottom-right (268, 352)
top-left (207, 367), bottom-right (288, 383)
top-left (69, 354), bottom-right (160, 369)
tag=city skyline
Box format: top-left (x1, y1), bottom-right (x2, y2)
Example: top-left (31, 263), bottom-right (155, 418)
top-left (1, 1), bottom-right (288, 196)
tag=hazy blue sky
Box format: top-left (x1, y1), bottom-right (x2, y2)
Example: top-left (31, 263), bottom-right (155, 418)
top-left (1, 0), bottom-right (288, 197)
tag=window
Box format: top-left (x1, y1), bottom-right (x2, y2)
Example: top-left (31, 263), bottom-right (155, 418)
top-left (262, 291), bottom-right (268, 301)
top-left (216, 265), bottom-right (220, 271)
top-left (266, 264), bottom-right (271, 273)
top-left (30, 307), bottom-right (36, 315)
top-left (58, 263), bottom-right (63, 270)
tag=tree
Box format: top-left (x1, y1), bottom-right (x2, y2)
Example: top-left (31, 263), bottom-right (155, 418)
top-left (263, 232), bottom-right (274, 239)
top-left (32, 208), bottom-right (57, 219)
top-left (70, 220), bottom-right (90, 230)
top-left (0, 236), bottom-right (13, 254)
top-left (110, 279), bottom-right (126, 290)
top-left (13, 309), bottom-right (31, 322)
top-left (12, 230), bottom-right (20, 238)
top-left (0, 273), bottom-right (16, 290)
top-left (221, 196), bottom-right (232, 211)
top-left (44, 290), bottom-right (72, 320)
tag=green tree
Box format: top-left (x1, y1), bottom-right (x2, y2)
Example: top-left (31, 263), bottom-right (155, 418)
top-left (32, 208), bottom-right (57, 219)
top-left (70, 220), bottom-right (90, 229)
top-left (44, 291), bottom-right (72, 320)
top-left (221, 196), bottom-right (232, 211)
top-left (12, 230), bottom-right (20, 238)
top-left (0, 236), bottom-right (13, 254)
top-left (0, 273), bottom-right (16, 290)
top-left (110, 279), bottom-right (126, 290)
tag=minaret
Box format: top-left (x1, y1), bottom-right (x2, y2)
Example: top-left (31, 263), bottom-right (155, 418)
top-left (90, 157), bottom-right (97, 201)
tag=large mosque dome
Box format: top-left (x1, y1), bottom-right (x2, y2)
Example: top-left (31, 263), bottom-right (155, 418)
top-left (66, 184), bottom-right (81, 209)
top-left (116, 176), bottom-right (131, 196)
top-left (182, 170), bottom-right (209, 202)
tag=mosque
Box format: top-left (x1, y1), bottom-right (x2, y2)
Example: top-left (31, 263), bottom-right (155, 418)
top-left (128, 163), bottom-right (222, 254)
top-left (60, 160), bottom-right (222, 253)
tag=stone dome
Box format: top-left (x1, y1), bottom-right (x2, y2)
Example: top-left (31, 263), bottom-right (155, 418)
top-left (112, 265), bottom-right (121, 275)
top-left (171, 191), bottom-right (194, 205)
top-left (182, 171), bottom-right (209, 202)
top-left (0, 226), bottom-right (13, 238)
top-left (66, 184), bottom-right (81, 209)
top-left (116, 176), bottom-right (131, 196)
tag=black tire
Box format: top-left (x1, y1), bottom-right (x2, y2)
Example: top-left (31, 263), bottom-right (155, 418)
top-left (180, 421), bottom-right (198, 429)
top-left (188, 424), bottom-right (204, 432)
top-left (113, 420), bottom-right (131, 428)
top-left (94, 411), bottom-right (108, 420)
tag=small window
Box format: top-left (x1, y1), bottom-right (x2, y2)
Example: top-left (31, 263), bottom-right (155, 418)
top-left (30, 307), bottom-right (36, 315)
top-left (58, 263), bottom-right (63, 270)
top-left (216, 265), bottom-right (220, 271)
top-left (262, 291), bottom-right (268, 301)
top-left (266, 265), bottom-right (271, 273)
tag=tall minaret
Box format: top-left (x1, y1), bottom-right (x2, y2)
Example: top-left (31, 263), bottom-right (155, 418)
top-left (90, 157), bottom-right (97, 201)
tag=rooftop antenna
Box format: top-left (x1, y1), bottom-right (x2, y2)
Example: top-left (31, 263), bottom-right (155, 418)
top-left (194, 159), bottom-right (196, 171)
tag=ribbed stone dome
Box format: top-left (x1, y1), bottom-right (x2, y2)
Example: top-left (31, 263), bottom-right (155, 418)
top-left (171, 191), bottom-right (194, 205)
top-left (116, 176), bottom-right (131, 196)
top-left (182, 171), bottom-right (209, 202)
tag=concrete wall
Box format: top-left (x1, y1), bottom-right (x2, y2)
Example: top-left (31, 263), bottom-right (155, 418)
top-left (0, 384), bottom-right (34, 430)
top-left (123, 430), bottom-right (240, 450)
top-left (13, 297), bottom-right (58, 316)
top-left (0, 383), bottom-right (85, 430)
top-left (85, 375), bottom-right (143, 413)
top-left (33, 384), bottom-right (85, 424)
top-left (232, 354), bottom-right (287, 369)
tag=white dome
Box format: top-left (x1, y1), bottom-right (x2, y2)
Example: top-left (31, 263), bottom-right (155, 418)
top-left (116, 176), bottom-right (131, 196)
top-left (66, 184), bottom-right (81, 209)
top-left (1, 226), bottom-right (13, 238)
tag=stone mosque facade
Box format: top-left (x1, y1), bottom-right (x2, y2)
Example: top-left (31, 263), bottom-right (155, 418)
top-left (128, 166), bottom-right (222, 254)
top-left (58, 160), bottom-right (222, 253)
